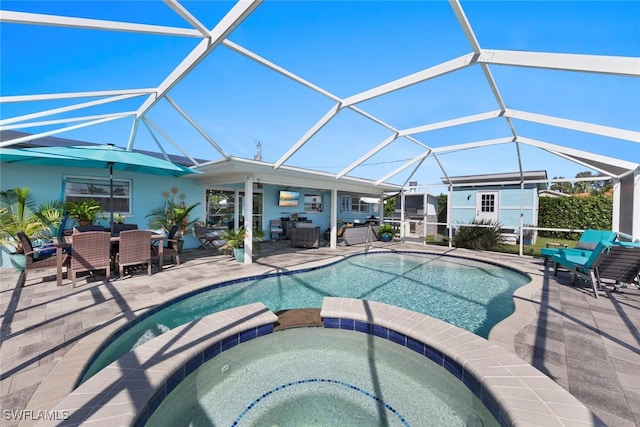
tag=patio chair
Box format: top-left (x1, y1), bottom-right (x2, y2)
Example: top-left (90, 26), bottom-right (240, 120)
top-left (17, 232), bottom-right (70, 286)
top-left (112, 223), bottom-right (138, 236)
top-left (116, 230), bottom-right (152, 279)
top-left (194, 223), bottom-right (221, 250)
top-left (540, 229), bottom-right (617, 265)
top-left (269, 219), bottom-right (283, 241)
top-left (160, 226), bottom-right (182, 266)
top-left (552, 240), bottom-right (640, 298)
top-left (70, 231), bottom-right (111, 288)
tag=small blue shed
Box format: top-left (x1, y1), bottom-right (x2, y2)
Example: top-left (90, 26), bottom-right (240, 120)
top-left (442, 171), bottom-right (547, 240)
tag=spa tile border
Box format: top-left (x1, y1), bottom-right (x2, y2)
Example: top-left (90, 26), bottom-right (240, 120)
top-left (321, 297), bottom-right (597, 427)
top-left (36, 303), bottom-right (278, 427)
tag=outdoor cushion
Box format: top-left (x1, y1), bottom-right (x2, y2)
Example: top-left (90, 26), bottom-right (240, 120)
top-left (540, 229), bottom-right (617, 265)
top-left (295, 222), bottom-right (315, 229)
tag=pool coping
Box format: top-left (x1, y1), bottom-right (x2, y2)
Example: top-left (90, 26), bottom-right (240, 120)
top-left (37, 297), bottom-right (597, 427)
top-left (34, 303), bottom-right (278, 426)
top-left (24, 248), bottom-right (542, 424)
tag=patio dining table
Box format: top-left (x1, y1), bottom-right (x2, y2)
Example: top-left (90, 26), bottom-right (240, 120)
top-left (53, 232), bottom-right (165, 286)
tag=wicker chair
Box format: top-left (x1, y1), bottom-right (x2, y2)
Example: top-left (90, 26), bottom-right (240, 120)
top-left (161, 226), bottom-right (182, 266)
top-left (116, 230), bottom-right (152, 279)
top-left (70, 231), bottom-right (111, 287)
top-left (17, 232), bottom-right (70, 286)
top-left (290, 225), bottom-right (320, 248)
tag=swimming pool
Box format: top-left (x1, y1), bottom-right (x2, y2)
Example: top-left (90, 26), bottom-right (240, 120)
top-left (146, 328), bottom-right (498, 426)
top-left (80, 251), bottom-right (530, 383)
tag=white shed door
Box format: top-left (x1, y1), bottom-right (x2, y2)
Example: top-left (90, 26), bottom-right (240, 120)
top-left (476, 191), bottom-right (499, 223)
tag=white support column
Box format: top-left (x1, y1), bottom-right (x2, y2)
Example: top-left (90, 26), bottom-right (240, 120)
top-left (447, 185), bottom-right (453, 248)
top-left (244, 178), bottom-right (254, 264)
top-left (380, 191), bottom-right (386, 225)
top-left (612, 178), bottom-right (621, 233)
top-left (400, 190), bottom-right (406, 241)
top-left (234, 190), bottom-right (240, 230)
top-left (634, 169), bottom-right (640, 241)
top-left (330, 189), bottom-right (338, 249)
top-left (519, 181), bottom-right (524, 257)
top-left (423, 191), bottom-right (428, 244)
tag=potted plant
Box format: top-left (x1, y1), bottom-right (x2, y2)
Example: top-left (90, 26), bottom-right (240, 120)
top-left (113, 213), bottom-right (126, 224)
top-left (218, 226), bottom-right (265, 262)
top-left (66, 199), bottom-right (103, 226)
top-left (146, 188), bottom-right (201, 253)
top-left (378, 223), bottom-right (394, 242)
top-left (0, 187), bottom-right (64, 271)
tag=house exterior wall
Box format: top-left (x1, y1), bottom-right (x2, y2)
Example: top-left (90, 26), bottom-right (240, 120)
top-left (449, 184), bottom-right (539, 231)
top-left (0, 163), bottom-right (204, 268)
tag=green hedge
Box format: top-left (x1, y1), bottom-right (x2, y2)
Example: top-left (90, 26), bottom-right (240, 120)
top-left (538, 195), bottom-right (612, 239)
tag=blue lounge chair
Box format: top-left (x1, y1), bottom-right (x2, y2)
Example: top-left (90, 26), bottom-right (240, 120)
top-left (540, 229), bottom-right (617, 265)
top-left (552, 240), bottom-right (640, 298)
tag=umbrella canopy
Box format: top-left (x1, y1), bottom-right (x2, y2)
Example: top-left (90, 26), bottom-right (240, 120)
top-left (0, 145), bottom-right (198, 177)
top-left (0, 145), bottom-right (200, 227)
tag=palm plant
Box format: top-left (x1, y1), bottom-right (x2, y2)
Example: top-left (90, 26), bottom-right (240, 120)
top-left (0, 187), bottom-right (64, 253)
top-left (218, 226), bottom-right (265, 256)
top-left (453, 219), bottom-right (502, 250)
top-left (146, 200), bottom-right (201, 234)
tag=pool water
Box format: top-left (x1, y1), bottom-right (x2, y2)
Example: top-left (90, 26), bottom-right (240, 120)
top-left (146, 328), bottom-right (498, 427)
top-left (81, 252), bottom-right (529, 383)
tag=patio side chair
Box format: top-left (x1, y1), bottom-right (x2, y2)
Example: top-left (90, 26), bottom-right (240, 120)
top-left (17, 232), bottom-right (70, 286)
top-left (541, 229), bottom-right (617, 266)
top-left (269, 219), bottom-right (283, 241)
top-left (552, 240), bottom-right (640, 298)
top-left (70, 231), bottom-right (111, 288)
top-left (116, 230), bottom-right (152, 279)
top-left (194, 223), bottom-right (220, 250)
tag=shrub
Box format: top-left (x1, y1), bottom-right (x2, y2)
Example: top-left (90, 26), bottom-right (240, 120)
top-left (453, 219), bottom-right (502, 250)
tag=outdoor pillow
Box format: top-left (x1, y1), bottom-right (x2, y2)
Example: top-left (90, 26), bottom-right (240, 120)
top-left (575, 241), bottom-right (598, 251)
top-left (295, 222), bottom-right (315, 229)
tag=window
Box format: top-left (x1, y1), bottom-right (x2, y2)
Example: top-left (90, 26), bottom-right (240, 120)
top-left (65, 177), bottom-right (131, 214)
top-left (339, 195), bottom-right (369, 214)
top-left (480, 193), bottom-right (495, 212)
top-left (304, 194), bottom-right (322, 212)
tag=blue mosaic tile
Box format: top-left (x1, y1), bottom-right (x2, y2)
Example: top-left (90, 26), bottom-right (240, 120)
top-left (222, 334), bottom-right (239, 352)
top-left (372, 324), bottom-right (388, 338)
top-left (239, 328), bottom-right (257, 343)
top-left (232, 378), bottom-right (410, 427)
top-left (481, 388), bottom-right (500, 421)
top-left (323, 317), bottom-right (340, 329)
top-left (340, 318), bottom-right (355, 330)
top-left (444, 356), bottom-right (463, 380)
top-left (167, 366), bottom-right (185, 394)
top-left (131, 407), bottom-right (148, 427)
top-left (203, 341), bottom-right (222, 362)
top-left (185, 352), bottom-right (203, 376)
top-left (424, 345), bottom-right (444, 366)
top-left (257, 324), bottom-right (274, 336)
top-left (354, 320), bottom-right (370, 333)
top-left (148, 383), bottom-right (167, 414)
top-left (406, 337), bottom-right (424, 354)
top-left (463, 370), bottom-right (482, 399)
top-left (388, 330), bottom-right (406, 346)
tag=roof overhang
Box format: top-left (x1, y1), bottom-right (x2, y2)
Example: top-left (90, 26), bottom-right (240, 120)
top-left (193, 157), bottom-right (401, 195)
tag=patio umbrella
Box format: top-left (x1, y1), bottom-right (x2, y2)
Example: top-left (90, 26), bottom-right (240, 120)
top-left (0, 145), bottom-right (200, 227)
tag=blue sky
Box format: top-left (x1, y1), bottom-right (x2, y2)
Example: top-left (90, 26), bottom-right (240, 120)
top-left (1, 1), bottom-right (638, 188)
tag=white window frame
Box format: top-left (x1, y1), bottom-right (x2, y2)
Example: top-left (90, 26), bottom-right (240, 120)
top-left (64, 175), bottom-right (132, 215)
top-left (304, 193), bottom-right (323, 213)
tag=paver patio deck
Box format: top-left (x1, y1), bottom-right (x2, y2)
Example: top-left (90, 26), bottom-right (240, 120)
top-left (1, 241), bottom-right (638, 426)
